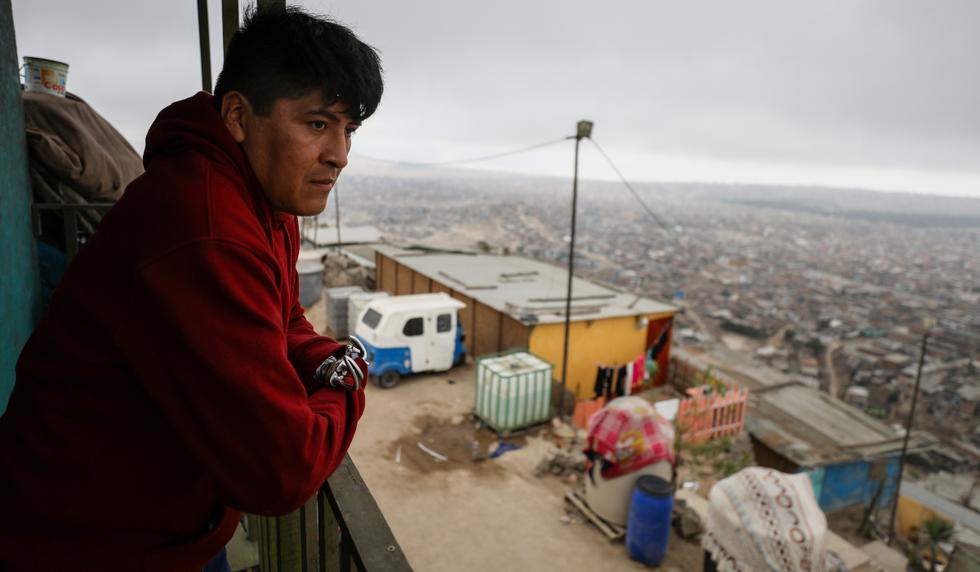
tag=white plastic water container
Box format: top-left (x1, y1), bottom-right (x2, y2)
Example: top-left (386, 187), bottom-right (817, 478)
top-left (475, 352), bottom-right (552, 433)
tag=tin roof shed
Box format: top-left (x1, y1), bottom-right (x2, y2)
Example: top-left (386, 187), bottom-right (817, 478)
top-left (747, 382), bottom-right (935, 469)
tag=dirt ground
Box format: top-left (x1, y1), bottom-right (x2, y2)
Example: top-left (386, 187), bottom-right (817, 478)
top-left (346, 365), bottom-right (704, 571)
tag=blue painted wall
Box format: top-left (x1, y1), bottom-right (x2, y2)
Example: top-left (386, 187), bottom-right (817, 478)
top-left (815, 456), bottom-right (900, 513)
top-left (807, 466), bottom-right (826, 504)
top-left (0, 0), bottom-right (40, 414)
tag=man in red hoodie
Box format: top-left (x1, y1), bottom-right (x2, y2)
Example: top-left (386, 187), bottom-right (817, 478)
top-left (0, 6), bottom-right (383, 571)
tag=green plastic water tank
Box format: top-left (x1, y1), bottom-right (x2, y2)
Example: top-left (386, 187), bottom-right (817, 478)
top-left (475, 351), bottom-right (553, 433)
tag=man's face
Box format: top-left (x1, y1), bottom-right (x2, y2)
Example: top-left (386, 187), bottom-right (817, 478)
top-left (232, 90), bottom-right (358, 216)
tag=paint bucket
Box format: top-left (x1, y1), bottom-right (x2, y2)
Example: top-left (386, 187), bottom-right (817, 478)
top-left (23, 57), bottom-right (69, 97)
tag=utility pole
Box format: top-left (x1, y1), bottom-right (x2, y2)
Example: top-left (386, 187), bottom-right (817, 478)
top-left (888, 320), bottom-right (931, 544)
top-left (558, 120), bottom-right (593, 420)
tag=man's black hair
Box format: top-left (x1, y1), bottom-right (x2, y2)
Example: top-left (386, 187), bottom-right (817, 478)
top-left (213, 5), bottom-right (383, 122)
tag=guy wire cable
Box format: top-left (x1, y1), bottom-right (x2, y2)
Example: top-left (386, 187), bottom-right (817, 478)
top-left (587, 138), bottom-right (685, 251)
top-left (353, 135), bottom-right (575, 168)
top-left (587, 138), bottom-right (694, 312)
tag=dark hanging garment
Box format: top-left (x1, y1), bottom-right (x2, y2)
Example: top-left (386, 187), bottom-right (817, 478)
top-left (603, 367), bottom-right (615, 400)
top-left (614, 366), bottom-right (627, 397)
top-left (593, 366), bottom-right (605, 399)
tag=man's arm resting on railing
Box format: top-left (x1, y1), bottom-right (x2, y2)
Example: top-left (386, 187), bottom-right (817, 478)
top-left (285, 294), bottom-right (348, 393)
top-left (117, 239), bottom-right (365, 516)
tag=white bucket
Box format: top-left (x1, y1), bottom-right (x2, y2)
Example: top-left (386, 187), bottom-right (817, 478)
top-left (583, 460), bottom-right (672, 526)
top-left (23, 57), bottom-right (69, 97)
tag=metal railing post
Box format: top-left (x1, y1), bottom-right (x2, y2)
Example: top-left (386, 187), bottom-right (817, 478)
top-left (196, 0), bottom-right (212, 91)
top-left (221, 0), bottom-right (238, 55)
top-left (253, 455), bottom-right (412, 571)
top-left (63, 208), bottom-right (78, 261)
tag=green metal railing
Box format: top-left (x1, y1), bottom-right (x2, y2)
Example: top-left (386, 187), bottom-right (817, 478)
top-left (250, 455), bottom-right (412, 572)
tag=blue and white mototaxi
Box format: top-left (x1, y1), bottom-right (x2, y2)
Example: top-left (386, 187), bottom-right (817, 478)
top-left (352, 293), bottom-right (466, 388)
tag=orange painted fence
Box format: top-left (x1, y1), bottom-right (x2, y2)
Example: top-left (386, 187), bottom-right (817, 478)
top-left (668, 353), bottom-right (749, 443)
top-left (675, 384), bottom-right (748, 444)
top-left (571, 384), bottom-right (748, 442)
top-left (572, 397), bottom-right (606, 429)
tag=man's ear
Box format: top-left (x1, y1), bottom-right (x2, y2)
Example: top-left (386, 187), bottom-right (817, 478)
top-left (220, 91), bottom-right (250, 143)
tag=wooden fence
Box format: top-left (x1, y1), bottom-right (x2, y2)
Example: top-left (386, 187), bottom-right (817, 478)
top-left (675, 384), bottom-right (749, 444)
top-left (670, 354), bottom-right (749, 444)
top-left (572, 397), bottom-right (606, 429)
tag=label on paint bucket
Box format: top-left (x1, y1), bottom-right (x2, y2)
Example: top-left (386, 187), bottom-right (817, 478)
top-left (23, 57), bottom-right (69, 97)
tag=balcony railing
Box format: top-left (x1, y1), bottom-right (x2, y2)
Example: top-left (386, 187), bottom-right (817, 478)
top-left (249, 455), bottom-right (412, 572)
top-left (31, 202), bottom-right (114, 262)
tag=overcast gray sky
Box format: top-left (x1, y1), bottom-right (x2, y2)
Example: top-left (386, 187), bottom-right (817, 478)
top-left (12, 0), bottom-right (980, 197)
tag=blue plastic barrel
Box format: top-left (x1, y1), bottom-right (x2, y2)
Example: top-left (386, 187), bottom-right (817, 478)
top-left (626, 475), bottom-right (673, 566)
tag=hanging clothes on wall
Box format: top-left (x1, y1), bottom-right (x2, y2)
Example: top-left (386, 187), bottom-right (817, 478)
top-left (646, 325), bottom-right (672, 387)
top-left (645, 353), bottom-right (658, 381)
top-left (631, 354), bottom-right (645, 388)
top-left (614, 365), bottom-right (628, 398)
top-left (596, 362), bottom-right (645, 399)
top-left (593, 365), bottom-right (616, 400)
top-left (649, 326), bottom-right (670, 360)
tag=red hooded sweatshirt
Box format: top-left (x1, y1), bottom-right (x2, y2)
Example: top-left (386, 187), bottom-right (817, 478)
top-left (0, 92), bottom-right (365, 571)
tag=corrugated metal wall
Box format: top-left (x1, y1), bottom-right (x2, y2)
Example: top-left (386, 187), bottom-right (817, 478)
top-left (816, 456), bottom-right (899, 513)
top-left (375, 252), bottom-right (531, 357)
top-left (473, 302), bottom-right (500, 357)
top-left (0, 0), bottom-right (41, 414)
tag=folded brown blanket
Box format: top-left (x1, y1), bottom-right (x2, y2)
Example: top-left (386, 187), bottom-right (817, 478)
top-left (23, 91), bottom-right (143, 204)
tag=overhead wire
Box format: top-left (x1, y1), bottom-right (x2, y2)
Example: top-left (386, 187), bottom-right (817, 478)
top-left (346, 132), bottom-right (690, 261)
top-left (587, 138), bottom-right (685, 251)
top-left (352, 135), bottom-right (574, 168)
top-left (348, 133), bottom-right (688, 253)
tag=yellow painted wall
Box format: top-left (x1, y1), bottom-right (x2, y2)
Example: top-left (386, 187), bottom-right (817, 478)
top-left (529, 313), bottom-right (672, 401)
top-left (897, 494), bottom-right (954, 540)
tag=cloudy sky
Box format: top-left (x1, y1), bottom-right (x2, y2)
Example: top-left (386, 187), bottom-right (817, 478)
top-left (12, 0), bottom-right (980, 197)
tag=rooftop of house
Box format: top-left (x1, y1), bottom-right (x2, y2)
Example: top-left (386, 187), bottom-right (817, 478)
top-left (373, 244), bottom-right (678, 325)
top-left (747, 381), bottom-right (936, 467)
top-left (956, 383), bottom-right (980, 401)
